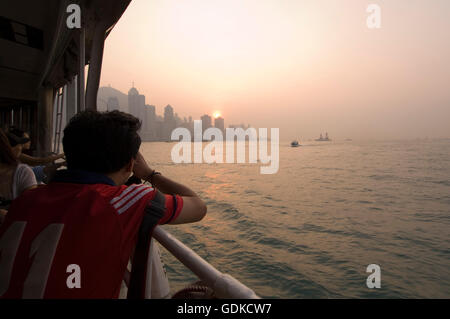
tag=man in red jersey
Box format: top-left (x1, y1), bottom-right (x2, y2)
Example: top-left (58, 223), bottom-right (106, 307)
top-left (0, 110), bottom-right (207, 298)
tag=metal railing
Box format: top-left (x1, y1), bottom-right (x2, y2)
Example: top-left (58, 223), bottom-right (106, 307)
top-left (153, 226), bottom-right (259, 299)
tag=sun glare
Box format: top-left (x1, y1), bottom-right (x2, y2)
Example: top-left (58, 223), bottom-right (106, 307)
top-left (213, 111), bottom-right (221, 119)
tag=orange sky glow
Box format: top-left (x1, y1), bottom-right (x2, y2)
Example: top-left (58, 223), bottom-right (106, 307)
top-left (100, 0), bottom-right (450, 140)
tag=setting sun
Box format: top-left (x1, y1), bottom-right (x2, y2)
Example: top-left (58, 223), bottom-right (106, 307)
top-left (213, 111), bottom-right (221, 119)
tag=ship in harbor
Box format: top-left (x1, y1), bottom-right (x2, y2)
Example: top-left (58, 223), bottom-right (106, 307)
top-left (315, 132), bottom-right (331, 141)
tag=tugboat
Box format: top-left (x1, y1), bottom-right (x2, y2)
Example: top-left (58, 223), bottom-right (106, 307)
top-left (315, 132), bottom-right (331, 141)
top-left (291, 140), bottom-right (300, 147)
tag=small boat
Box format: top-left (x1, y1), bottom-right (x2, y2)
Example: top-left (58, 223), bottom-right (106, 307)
top-left (291, 141), bottom-right (300, 147)
top-left (315, 132), bottom-right (331, 141)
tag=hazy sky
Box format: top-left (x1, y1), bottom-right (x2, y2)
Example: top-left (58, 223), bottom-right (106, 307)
top-left (100, 0), bottom-right (450, 140)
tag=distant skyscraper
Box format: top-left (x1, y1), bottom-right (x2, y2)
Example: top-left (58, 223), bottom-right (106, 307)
top-left (214, 117), bottom-right (225, 133)
top-left (163, 104), bottom-right (176, 141)
top-left (128, 85), bottom-right (145, 120)
top-left (155, 119), bottom-right (163, 140)
top-left (201, 114), bottom-right (212, 133)
top-left (143, 104), bottom-right (157, 141)
top-left (164, 104), bottom-right (174, 121)
top-left (107, 97), bottom-right (119, 111)
top-left (146, 104), bottom-right (156, 118)
top-left (128, 85), bottom-right (151, 141)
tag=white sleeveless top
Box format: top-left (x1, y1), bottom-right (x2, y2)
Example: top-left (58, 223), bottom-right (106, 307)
top-left (11, 164), bottom-right (37, 200)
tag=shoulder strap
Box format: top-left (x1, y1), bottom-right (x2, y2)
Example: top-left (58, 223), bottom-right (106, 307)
top-left (127, 191), bottom-right (166, 299)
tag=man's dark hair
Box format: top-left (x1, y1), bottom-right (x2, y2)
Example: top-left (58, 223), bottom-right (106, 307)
top-left (63, 110), bottom-right (142, 174)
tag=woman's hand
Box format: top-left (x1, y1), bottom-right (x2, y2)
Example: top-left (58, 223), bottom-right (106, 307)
top-left (52, 153), bottom-right (65, 161)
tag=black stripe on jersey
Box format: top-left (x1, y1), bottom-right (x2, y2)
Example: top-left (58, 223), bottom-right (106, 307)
top-left (138, 191), bottom-right (166, 239)
top-left (166, 195), bottom-right (178, 224)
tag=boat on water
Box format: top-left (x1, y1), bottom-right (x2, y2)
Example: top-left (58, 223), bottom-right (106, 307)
top-left (315, 132), bottom-right (331, 141)
top-left (291, 140), bottom-right (300, 147)
top-left (0, 0), bottom-right (258, 299)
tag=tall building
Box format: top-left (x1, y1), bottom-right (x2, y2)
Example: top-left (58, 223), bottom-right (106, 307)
top-left (155, 119), bottom-right (163, 141)
top-left (164, 104), bottom-right (174, 121)
top-left (214, 117), bottom-right (225, 133)
top-left (128, 85), bottom-right (155, 141)
top-left (145, 104), bottom-right (157, 141)
top-left (163, 104), bottom-right (176, 141)
top-left (128, 86), bottom-right (139, 115)
top-left (201, 114), bottom-right (212, 134)
top-left (128, 86), bottom-right (145, 120)
top-left (106, 97), bottom-right (119, 111)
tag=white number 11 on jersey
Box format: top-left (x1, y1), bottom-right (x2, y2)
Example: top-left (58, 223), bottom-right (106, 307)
top-left (0, 222), bottom-right (64, 298)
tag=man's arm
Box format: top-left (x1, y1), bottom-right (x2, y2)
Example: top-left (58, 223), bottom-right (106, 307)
top-left (133, 152), bottom-right (207, 224)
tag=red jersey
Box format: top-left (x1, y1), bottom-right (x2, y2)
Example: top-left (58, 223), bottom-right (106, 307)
top-left (0, 170), bottom-right (182, 298)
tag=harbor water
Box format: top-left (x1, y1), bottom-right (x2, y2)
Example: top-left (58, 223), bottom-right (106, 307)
top-left (140, 139), bottom-right (450, 298)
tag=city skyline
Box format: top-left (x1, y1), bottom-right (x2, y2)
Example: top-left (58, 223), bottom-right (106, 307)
top-left (99, 84), bottom-right (248, 142)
